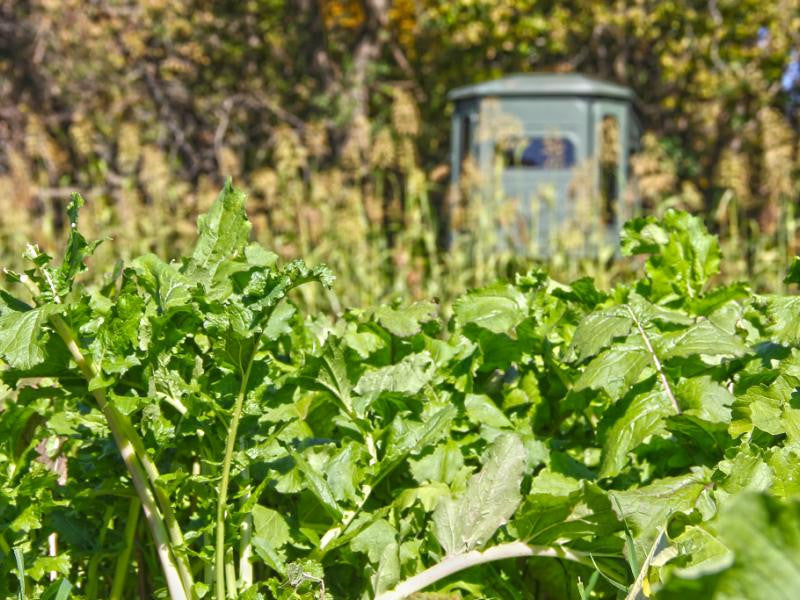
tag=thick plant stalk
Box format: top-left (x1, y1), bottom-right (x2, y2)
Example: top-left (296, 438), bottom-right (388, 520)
top-left (215, 347), bottom-right (258, 600)
top-left (624, 305), bottom-right (680, 413)
top-left (238, 464), bottom-right (254, 589)
top-left (48, 533), bottom-right (57, 581)
top-left (110, 498), bottom-right (141, 600)
top-left (112, 408), bottom-right (195, 589)
top-left (49, 313), bottom-right (194, 591)
top-left (376, 542), bottom-right (594, 600)
top-left (238, 513), bottom-right (253, 588)
top-left (225, 547), bottom-right (237, 599)
top-left (49, 315), bottom-right (191, 600)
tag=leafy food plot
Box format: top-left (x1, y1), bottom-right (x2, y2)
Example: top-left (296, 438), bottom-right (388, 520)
top-left (3, 187), bottom-right (800, 598)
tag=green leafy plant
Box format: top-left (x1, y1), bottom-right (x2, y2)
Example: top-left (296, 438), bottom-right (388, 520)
top-left (4, 187), bottom-right (800, 599)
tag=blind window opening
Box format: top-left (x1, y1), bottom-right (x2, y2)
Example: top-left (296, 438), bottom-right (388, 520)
top-left (502, 136), bottom-right (576, 169)
top-left (459, 115), bottom-right (472, 164)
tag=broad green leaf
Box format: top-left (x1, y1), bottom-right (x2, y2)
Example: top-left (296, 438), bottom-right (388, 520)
top-left (662, 321), bottom-right (747, 359)
top-left (464, 393), bottom-right (512, 428)
top-left (551, 275), bottom-right (608, 308)
top-left (94, 271), bottom-right (147, 369)
top-left (380, 405), bottom-right (457, 482)
top-left (11, 505), bottom-right (42, 533)
top-left (716, 449), bottom-right (773, 498)
top-left (622, 211), bottom-right (720, 300)
top-left (676, 376), bottom-right (733, 424)
top-left (432, 433), bottom-right (526, 555)
top-left (252, 536), bottom-right (287, 577)
top-left (290, 449), bottom-right (343, 521)
top-left (373, 542), bottom-right (401, 595)
top-left (408, 440), bottom-right (465, 485)
top-left (133, 254), bottom-right (191, 311)
top-left (769, 446), bottom-right (800, 499)
top-left (252, 505), bottom-right (291, 549)
top-left (610, 470), bottom-right (710, 560)
top-left (620, 217), bottom-right (670, 255)
top-left (513, 480), bottom-right (622, 546)
top-left (244, 243), bottom-right (278, 268)
top-left (343, 324), bottom-right (384, 358)
top-left (262, 299), bottom-right (296, 341)
top-left (689, 282), bottom-right (750, 317)
top-left (0, 305), bottom-right (55, 369)
top-left (326, 442), bottom-right (363, 504)
top-left (600, 390), bottom-right (673, 478)
top-left (660, 493), bottom-right (800, 600)
top-left (54, 193), bottom-right (103, 296)
top-left (574, 346), bottom-right (650, 398)
top-left (374, 301), bottom-right (437, 337)
top-left (629, 296), bottom-right (694, 326)
top-left (187, 179), bottom-right (251, 278)
top-left (765, 296), bottom-right (800, 344)
top-left (351, 519), bottom-right (397, 563)
top-left (354, 352), bottom-right (434, 401)
top-left (662, 524), bottom-right (732, 580)
top-left (315, 342), bottom-right (354, 415)
top-left (395, 482), bottom-right (451, 512)
top-left (731, 376), bottom-right (795, 437)
top-left (452, 282), bottom-right (528, 334)
top-left (28, 554), bottom-right (71, 581)
top-left (568, 307), bottom-right (632, 363)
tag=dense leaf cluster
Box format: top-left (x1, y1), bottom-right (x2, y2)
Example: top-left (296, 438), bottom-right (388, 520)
top-left (3, 184), bottom-right (800, 598)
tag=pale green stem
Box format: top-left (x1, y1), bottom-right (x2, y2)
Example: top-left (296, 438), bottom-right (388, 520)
top-left (114, 411), bottom-right (195, 590)
top-left (49, 315), bottom-right (189, 600)
top-left (225, 547), bottom-right (237, 599)
top-left (110, 498), bottom-right (141, 600)
top-left (238, 464), bottom-right (253, 589)
top-left (215, 345), bottom-right (258, 600)
top-left (24, 273), bottom-right (194, 593)
top-left (377, 542), bottom-right (595, 600)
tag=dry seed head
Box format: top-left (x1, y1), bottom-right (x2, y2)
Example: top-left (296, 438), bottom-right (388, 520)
top-left (340, 115), bottom-right (370, 172)
top-left (217, 145), bottom-right (241, 178)
top-left (140, 145), bottom-right (171, 200)
top-left (304, 121), bottom-right (329, 159)
top-left (273, 126), bottom-right (307, 175)
top-left (599, 116), bottom-right (619, 167)
top-left (7, 150), bottom-right (34, 209)
top-left (391, 87), bottom-right (419, 137)
top-left (479, 99), bottom-right (523, 144)
top-left (24, 115), bottom-right (65, 173)
top-left (252, 168), bottom-right (279, 202)
top-left (117, 123), bottom-right (141, 174)
top-left (718, 148), bottom-right (751, 207)
top-left (630, 133), bottom-right (677, 202)
top-left (396, 137), bottom-right (417, 170)
top-left (759, 107), bottom-right (794, 199)
top-left (370, 127), bottom-right (396, 169)
top-left (69, 117), bottom-right (94, 157)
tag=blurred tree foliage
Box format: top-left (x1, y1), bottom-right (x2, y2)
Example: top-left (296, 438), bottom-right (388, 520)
top-left (2, 0), bottom-right (800, 301)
